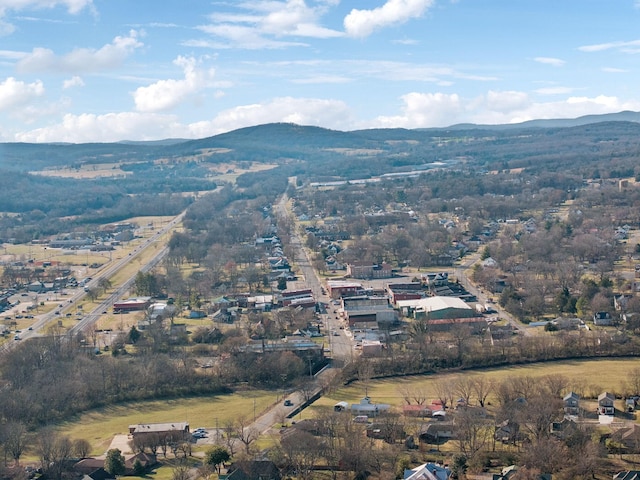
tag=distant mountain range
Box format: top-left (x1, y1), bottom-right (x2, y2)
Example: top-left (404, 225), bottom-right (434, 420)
top-left (442, 110), bottom-right (640, 131)
top-left (121, 110), bottom-right (640, 146)
top-left (3, 111), bottom-right (640, 173)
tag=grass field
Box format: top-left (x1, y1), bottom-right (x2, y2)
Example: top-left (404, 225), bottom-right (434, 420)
top-left (19, 358), bottom-right (640, 476)
top-left (53, 390), bottom-right (277, 456)
top-left (310, 358), bottom-right (640, 415)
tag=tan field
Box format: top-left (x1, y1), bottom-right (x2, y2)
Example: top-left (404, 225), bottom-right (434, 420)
top-left (310, 358), bottom-right (640, 415)
top-left (54, 390), bottom-right (277, 456)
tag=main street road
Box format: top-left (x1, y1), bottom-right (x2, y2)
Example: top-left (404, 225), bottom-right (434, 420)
top-left (274, 195), bottom-right (354, 363)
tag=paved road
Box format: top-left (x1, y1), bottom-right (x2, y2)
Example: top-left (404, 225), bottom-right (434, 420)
top-left (455, 254), bottom-right (530, 336)
top-left (274, 195), bottom-right (354, 362)
top-left (4, 212), bottom-right (185, 349)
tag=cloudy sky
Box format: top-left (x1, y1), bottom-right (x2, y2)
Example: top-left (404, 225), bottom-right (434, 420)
top-left (2, 0), bottom-right (640, 143)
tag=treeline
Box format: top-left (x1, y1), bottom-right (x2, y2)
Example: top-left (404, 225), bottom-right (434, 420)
top-left (0, 326), bottom-right (323, 427)
top-left (341, 327), bottom-right (639, 384)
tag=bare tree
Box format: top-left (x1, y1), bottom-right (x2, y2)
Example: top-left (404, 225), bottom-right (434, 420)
top-left (222, 421), bottom-right (238, 457)
top-left (279, 430), bottom-right (324, 480)
top-left (541, 374), bottom-right (568, 398)
top-left (73, 438), bottom-right (92, 459)
top-left (235, 417), bottom-right (259, 454)
top-left (626, 367), bottom-right (640, 396)
top-left (171, 465), bottom-right (191, 480)
top-left (432, 378), bottom-right (454, 411)
top-left (2, 422), bottom-right (28, 466)
top-left (454, 376), bottom-right (475, 406)
top-left (455, 407), bottom-right (492, 463)
top-left (472, 376), bottom-right (494, 408)
top-left (35, 429), bottom-right (73, 480)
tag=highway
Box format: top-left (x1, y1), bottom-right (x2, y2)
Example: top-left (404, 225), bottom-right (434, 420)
top-left (7, 212), bottom-right (185, 346)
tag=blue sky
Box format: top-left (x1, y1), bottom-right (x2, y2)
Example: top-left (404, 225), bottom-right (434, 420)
top-left (1, 0), bottom-right (640, 143)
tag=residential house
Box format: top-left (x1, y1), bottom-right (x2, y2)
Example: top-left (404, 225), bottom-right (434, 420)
top-left (223, 460), bottom-right (281, 480)
top-left (420, 272), bottom-right (450, 288)
top-left (552, 317), bottom-right (584, 330)
top-left (492, 465), bottom-right (551, 480)
top-left (402, 404), bottom-right (433, 418)
top-left (550, 417), bottom-right (579, 440)
top-left (615, 294), bottom-right (634, 311)
top-left (418, 422), bottom-right (454, 447)
top-left (403, 462), bottom-right (450, 480)
top-left (492, 465), bottom-right (552, 480)
top-left (366, 422), bottom-right (406, 442)
top-left (611, 424), bottom-right (640, 453)
top-left (481, 257), bottom-right (498, 268)
top-left (615, 471), bottom-right (640, 480)
top-left (593, 311), bottom-right (613, 326)
top-left (494, 420), bottom-right (521, 444)
top-left (563, 392), bottom-right (580, 416)
top-left (74, 453), bottom-right (157, 478)
top-left (598, 392), bottom-right (616, 416)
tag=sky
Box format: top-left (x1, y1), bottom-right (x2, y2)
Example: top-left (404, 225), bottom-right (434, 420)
top-left (2, 0), bottom-right (640, 143)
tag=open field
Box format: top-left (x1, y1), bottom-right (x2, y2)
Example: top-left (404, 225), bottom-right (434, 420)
top-left (33, 163), bottom-right (132, 179)
top-left (309, 358), bottom-right (640, 415)
top-left (54, 390), bottom-right (277, 456)
top-left (33, 158), bottom-right (278, 185)
top-left (205, 162), bottom-right (278, 184)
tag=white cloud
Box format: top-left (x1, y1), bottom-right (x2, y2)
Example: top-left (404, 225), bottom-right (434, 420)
top-left (17, 30), bottom-right (143, 73)
top-left (367, 92), bottom-right (463, 128)
top-left (133, 56), bottom-right (216, 113)
top-left (291, 75), bottom-right (351, 84)
top-left (0, 0), bottom-right (94, 36)
top-left (0, 76), bottom-right (44, 111)
top-left (14, 111), bottom-right (187, 143)
top-left (534, 57), bottom-right (565, 67)
top-left (186, 96), bottom-right (354, 137)
top-left (535, 86), bottom-right (574, 95)
top-left (485, 90), bottom-right (530, 113)
top-left (579, 39), bottom-right (640, 53)
top-left (602, 67), bottom-right (627, 73)
top-left (0, 49), bottom-right (26, 60)
top-left (63, 75), bottom-right (84, 88)
top-left (196, 0), bottom-right (342, 50)
top-left (367, 91), bottom-right (640, 129)
top-left (11, 96), bottom-right (353, 143)
top-left (0, 0), bottom-right (94, 15)
top-left (344, 0), bottom-right (435, 38)
top-left (196, 24), bottom-right (308, 49)
top-left (392, 38), bottom-right (419, 45)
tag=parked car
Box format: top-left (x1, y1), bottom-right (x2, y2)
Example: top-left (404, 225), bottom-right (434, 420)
top-left (284, 399), bottom-right (293, 406)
